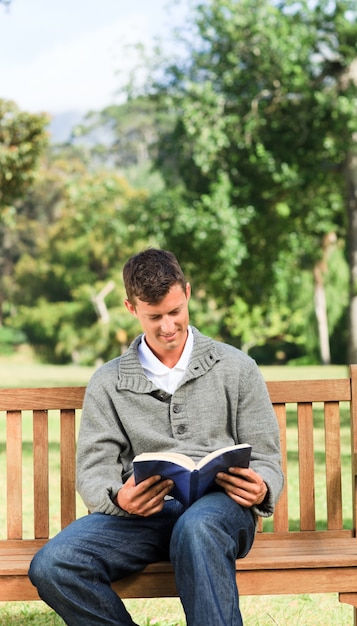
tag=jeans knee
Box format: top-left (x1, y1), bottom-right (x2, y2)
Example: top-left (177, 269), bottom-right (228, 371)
top-left (170, 495), bottom-right (255, 564)
top-left (170, 509), bottom-right (215, 562)
top-left (28, 542), bottom-right (64, 593)
top-left (29, 548), bottom-right (49, 590)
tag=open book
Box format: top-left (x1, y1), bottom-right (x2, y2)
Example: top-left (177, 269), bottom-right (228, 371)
top-left (133, 443), bottom-right (252, 507)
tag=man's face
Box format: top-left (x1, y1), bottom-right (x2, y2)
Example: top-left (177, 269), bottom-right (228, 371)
top-left (125, 282), bottom-right (191, 365)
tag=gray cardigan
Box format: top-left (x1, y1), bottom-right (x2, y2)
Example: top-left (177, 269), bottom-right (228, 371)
top-left (77, 327), bottom-right (284, 518)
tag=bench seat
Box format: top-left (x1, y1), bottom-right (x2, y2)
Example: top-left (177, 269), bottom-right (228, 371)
top-left (1, 366), bottom-right (357, 622)
top-left (2, 532), bottom-right (357, 603)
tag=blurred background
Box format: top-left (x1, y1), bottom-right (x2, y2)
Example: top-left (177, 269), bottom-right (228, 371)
top-left (1, 0), bottom-right (357, 369)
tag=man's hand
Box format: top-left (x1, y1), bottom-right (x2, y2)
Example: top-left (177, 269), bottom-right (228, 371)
top-left (215, 467), bottom-right (268, 507)
top-left (116, 474), bottom-right (174, 517)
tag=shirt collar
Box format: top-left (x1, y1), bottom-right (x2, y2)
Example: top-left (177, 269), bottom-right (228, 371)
top-left (139, 325), bottom-right (193, 374)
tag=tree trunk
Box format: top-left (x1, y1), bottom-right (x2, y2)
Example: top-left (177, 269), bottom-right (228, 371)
top-left (313, 233), bottom-right (336, 365)
top-left (314, 264), bottom-right (330, 365)
top-left (91, 280), bottom-right (115, 324)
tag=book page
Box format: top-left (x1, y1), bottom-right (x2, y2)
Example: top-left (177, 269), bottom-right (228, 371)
top-left (134, 451), bottom-right (196, 471)
top-left (196, 443), bottom-right (251, 469)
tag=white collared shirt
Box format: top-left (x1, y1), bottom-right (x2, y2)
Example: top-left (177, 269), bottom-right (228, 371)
top-left (138, 326), bottom-right (193, 394)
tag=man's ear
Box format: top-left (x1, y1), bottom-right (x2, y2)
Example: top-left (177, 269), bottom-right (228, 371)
top-left (124, 299), bottom-right (136, 316)
top-left (186, 282), bottom-right (191, 300)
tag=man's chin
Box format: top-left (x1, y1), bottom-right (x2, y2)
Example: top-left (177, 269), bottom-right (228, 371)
top-left (160, 340), bottom-right (179, 350)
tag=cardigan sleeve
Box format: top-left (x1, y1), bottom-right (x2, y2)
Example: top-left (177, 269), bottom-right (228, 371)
top-left (76, 368), bottom-right (132, 517)
top-left (235, 358), bottom-right (284, 517)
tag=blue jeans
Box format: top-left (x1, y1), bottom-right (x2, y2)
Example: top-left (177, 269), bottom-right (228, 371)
top-left (29, 492), bottom-right (255, 626)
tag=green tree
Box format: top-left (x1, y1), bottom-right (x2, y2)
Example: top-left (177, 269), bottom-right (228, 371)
top-left (133, 0), bottom-right (356, 362)
top-left (0, 100), bottom-right (49, 213)
top-left (11, 157), bottom-right (154, 363)
top-left (73, 96), bottom-right (170, 191)
top-left (0, 99), bottom-right (49, 324)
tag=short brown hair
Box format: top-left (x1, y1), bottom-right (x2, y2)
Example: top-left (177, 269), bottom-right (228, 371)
top-left (123, 248), bottom-right (187, 305)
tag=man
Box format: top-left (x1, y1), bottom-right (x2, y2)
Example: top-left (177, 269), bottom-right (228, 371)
top-left (29, 248), bottom-right (283, 626)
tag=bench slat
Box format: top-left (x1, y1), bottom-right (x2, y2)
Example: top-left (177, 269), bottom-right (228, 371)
top-left (6, 411), bottom-right (23, 540)
top-left (324, 401), bottom-right (343, 530)
top-left (298, 403), bottom-right (316, 531)
top-left (272, 403), bottom-right (288, 532)
top-left (60, 409), bottom-right (76, 529)
top-left (0, 387), bottom-right (86, 411)
top-left (267, 378), bottom-right (351, 403)
top-left (33, 410), bottom-right (49, 539)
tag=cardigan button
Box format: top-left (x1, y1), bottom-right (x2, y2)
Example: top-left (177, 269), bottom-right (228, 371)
top-left (173, 405), bottom-right (182, 413)
top-left (177, 424), bottom-right (186, 434)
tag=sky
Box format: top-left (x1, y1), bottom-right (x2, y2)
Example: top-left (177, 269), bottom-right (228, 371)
top-left (0, 0), bottom-right (189, 116)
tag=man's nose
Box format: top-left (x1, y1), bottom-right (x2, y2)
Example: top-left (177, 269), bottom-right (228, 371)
top-left (161, 316), bottom-right (175, 333)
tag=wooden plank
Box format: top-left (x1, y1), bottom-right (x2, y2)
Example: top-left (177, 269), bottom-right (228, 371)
top-left (272, 403), bottom-right (289, 532)
top-left (252, 528), bottom-right (354, 543)
top-left (33, 410), bottom-right (49, 539)
top-left (298, 403), bottom-right (315, 531)
top-left (266, 378), bottom-right (351, 403)
top-left (0, 387), bottom-right (86, 411)
top-left (0, 379), bottom-right (350, 411)
top-left (2, 565), bottom-right (357, 602)
top-left (324, 401), bottom-right (343, 530)
top-left (1, 534), bottom-right (357, 600)
top-left (339, 592), bottom-right (357, 608)
top-left (111, 563), bottom-right (357, 598)
top-left (60, 409), bottom-right (76, 529)
top-left (6, 411), bottom-right (23, 540)
top-left (234, 567), bottom-right (357, 596)
top-left (2, 535), bottom-right (356, 575)
top-left (0, 577), bottom-right (41, 602)
top-left (2, 564), bottom-right (357, 602)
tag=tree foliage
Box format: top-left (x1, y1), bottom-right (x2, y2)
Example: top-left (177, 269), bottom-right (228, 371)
top-left (3, 1), bottom-right (357, 365)
top-left (0, 99), bottom-right (49, 211)
top-left (10, 151), bottom-right (152, 363)
top-left (0, 99), bottom-right (49, 324)
top-left (136, 0), bottom-right (356, 361)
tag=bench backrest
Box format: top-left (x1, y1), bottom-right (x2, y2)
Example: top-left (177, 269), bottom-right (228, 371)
top-left (0, 387), bottom-right (85, 540)
top-left (262, 365), bottom-right (357, 536)
top-left (1, 365), bottom-right (356, 541)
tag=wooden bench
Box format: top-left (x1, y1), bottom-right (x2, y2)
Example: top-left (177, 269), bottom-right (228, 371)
top-left (1, 365), bottom-right (357, 622)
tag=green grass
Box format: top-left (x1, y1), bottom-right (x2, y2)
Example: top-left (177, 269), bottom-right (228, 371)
top-left (0, 594), bottom-right (352, 625)
top-left (0, 360), bottom-right (354, 624)
top-left (260, 364), bottom-right (349, 381)
top-left (0, 357), bottom-right (95, 388)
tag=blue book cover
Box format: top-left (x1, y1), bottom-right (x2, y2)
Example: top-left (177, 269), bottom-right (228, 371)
top-left (133, 443), bottom-right (252, 507)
